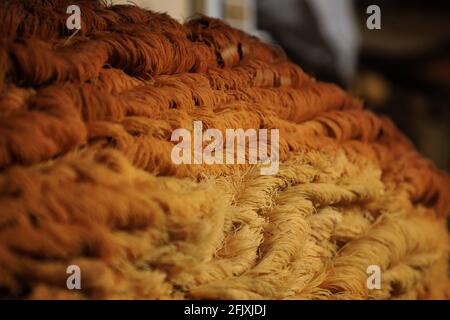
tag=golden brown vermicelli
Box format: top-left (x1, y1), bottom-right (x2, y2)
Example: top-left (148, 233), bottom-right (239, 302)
top-left (0, 0), bottom-right (448, 299)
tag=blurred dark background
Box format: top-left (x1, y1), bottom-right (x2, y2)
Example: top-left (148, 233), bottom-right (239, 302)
top-left (354, 0), bottom-right (450, 173)
top-left (257, 0), bottom-right (450, 173)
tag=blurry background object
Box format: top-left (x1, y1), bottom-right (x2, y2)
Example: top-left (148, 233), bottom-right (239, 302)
top-left (258, 0), bottom-right (359, 86)
top-left (112, 0), bottom-right (192, 21)
top-left (222, 0), bottom-right (257, 33)
top-left (354, 0), bottom-right (450, 172)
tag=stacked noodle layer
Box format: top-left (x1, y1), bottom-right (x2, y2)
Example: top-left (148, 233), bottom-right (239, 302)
top-left (0, 0), bottom-right (448, 299)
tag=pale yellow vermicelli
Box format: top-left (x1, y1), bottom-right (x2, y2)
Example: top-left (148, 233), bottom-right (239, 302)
top-left (0, 149), bottom-right (447, 299)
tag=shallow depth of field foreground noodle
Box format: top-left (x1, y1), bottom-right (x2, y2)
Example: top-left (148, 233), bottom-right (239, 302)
top-left (0, 0), bottom-right (449, 300)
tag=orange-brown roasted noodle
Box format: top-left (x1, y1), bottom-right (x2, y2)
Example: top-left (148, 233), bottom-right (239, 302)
top-left (0, 0), bottom-right (448, 299)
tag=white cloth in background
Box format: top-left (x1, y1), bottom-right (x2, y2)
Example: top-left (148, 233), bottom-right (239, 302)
top-left (307, 0), bottom-right (360, 83)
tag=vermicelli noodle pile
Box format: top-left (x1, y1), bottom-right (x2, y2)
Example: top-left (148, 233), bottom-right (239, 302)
top-left (0, 0), bottom-right (448, 299)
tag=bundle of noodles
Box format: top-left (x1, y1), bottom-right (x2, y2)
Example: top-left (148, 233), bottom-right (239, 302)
top-left (0, 0), bottom-right (449, 300)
